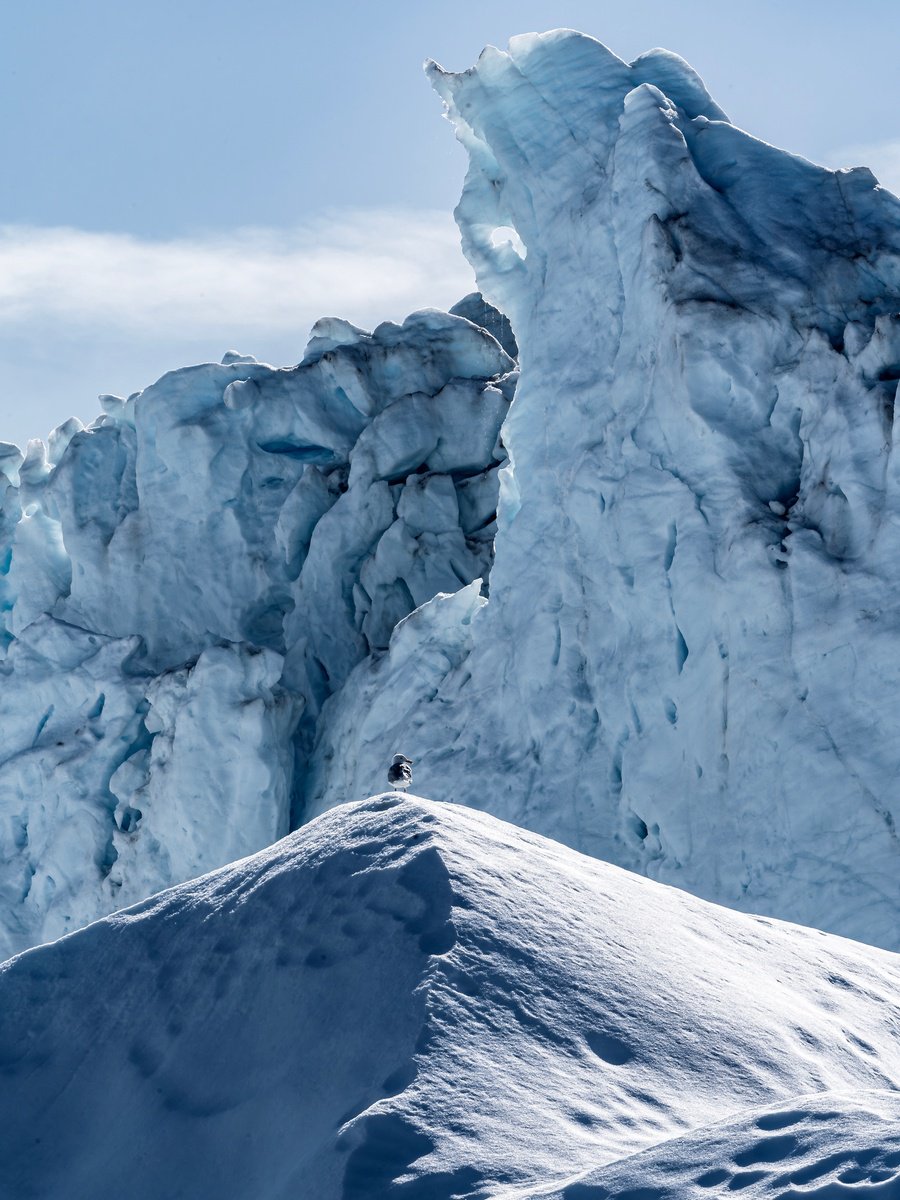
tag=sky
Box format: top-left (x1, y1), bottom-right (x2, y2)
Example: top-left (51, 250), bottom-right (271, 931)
top-left (2, 0), bottom-right (899, 449)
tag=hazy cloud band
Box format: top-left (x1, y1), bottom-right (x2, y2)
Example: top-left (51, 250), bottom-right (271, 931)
top-left (0, 209), bottom-right (476, 447)
top-left (0, 209), bottom-right (474, 336)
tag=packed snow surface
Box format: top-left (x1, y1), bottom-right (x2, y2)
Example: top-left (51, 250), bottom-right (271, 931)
top-left (4, 28), bottom-right (900, 957)
top-left (2, 796), bottom-right (900, 1199)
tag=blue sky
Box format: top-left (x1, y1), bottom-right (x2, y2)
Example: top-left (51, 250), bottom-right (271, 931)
top-left (2, 0), bottom-right (898, 448)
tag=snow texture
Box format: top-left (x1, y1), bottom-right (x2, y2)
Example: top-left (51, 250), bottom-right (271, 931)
top-left (3, 796), bottom-right (900, 1199)
top-left (0, 310), bottom-right (514, 958)
top-left (305, 32), bottom-right (900, 950)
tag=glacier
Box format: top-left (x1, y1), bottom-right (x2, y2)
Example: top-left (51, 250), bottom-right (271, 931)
top-left (3, 795), bottom-right (900, 1199)
top-left (2, 27), bottom-right (900, 962)
top-left (306, 33), bottom-right (900, 949)
top-left (0, 309), bottom-right (514, 958)
top-left (5, 27), bottom-right (900, 1196)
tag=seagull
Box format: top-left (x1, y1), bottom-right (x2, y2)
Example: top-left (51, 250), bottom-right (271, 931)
top-left (387, 753), bottom-right (413, 792)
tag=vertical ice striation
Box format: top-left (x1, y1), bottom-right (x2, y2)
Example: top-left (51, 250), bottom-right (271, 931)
top-left (305, 32), bottom-right (900, 948)
top-left (0, 309), bottom-right (514, 957)
top-left (4, 30), bottom-right (900, 957)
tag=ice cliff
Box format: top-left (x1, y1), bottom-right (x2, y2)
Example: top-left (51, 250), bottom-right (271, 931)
top-left (308, 33), bottom-right (900, 948)
top-left (4, 796), bottom-right (900, 1198)
top-left (3, 29), bottom-right (900, 957)
top-left (0, 309), bottom-right (515, 957)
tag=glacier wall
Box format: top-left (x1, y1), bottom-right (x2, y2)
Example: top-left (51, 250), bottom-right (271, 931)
top-left (0, 309), bottom-right (514, 957)
top-left (305, 33), bottom-right (900, 949)
top-left (4, 29), bottom-right (900, 958)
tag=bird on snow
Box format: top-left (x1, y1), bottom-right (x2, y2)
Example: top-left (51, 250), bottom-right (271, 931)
top-left (387, 753), bottom-right (413, 792)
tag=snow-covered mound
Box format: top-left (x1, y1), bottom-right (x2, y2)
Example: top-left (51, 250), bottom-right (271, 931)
top-left (0, 309), bottom-right (514, 958)
top-left (306, 32), bottom-right (900, 949)
top-left (2, 795), bottom-right (900, 1199)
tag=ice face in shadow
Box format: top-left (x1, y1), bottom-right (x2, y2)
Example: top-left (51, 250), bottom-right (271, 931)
top-left (2, 796), bottom-right (900, 1199)
top-left (0, 307), bottom-right (514, 958)
top-left (305, 31), bottom-right (900, 950)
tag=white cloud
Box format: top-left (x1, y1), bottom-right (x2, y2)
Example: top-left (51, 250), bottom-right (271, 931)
top-left (0, 210), bottom-right (476, 448)
top-left (819, 139), bottom-right (900, 198)
top-left (0, 209), bottom-right (475, 335)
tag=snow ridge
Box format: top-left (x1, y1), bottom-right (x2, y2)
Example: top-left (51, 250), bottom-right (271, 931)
top-left (3, 796), bottom-right (900, 1198)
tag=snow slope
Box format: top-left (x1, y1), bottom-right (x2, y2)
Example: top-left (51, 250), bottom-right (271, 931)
top-left (0, 309), bottom-right (513, 958)
top-left (305, 32), bottom-right (900, 949)
top-left (527, 1092), bottom-right (900, 1200)
top-left (2, 795), bottom-right (900, 1199)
